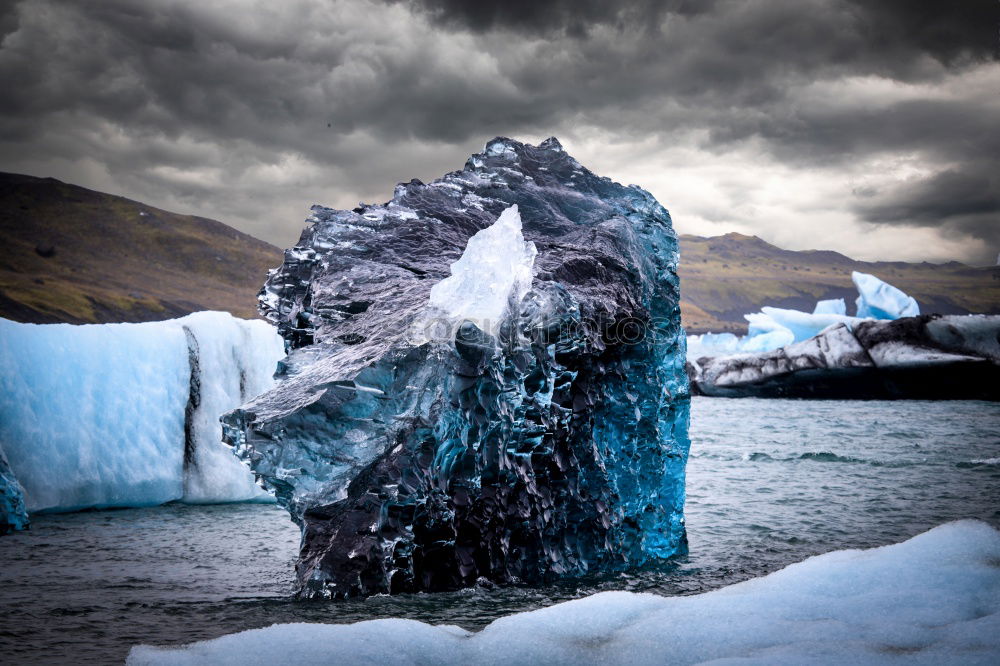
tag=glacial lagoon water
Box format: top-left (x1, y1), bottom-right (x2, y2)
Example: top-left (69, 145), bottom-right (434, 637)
top-left (2, 398), bottom-right (998, 664)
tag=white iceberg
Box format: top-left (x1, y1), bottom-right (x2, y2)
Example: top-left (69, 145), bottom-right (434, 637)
top-left (686, 331), bottom-right (742, 359)
top-left (127, 520), bottom-right (1000, 665)
top-left (0, 312), bottom-right (284, 513)
top-left (813, 298), bottom-right (846, 315)
top-left (688, 271), bottom-right (920, 359)
top-left (853, 271), bottom-right (920, 320)
top-left (758, 306), bottom-right (862, 344)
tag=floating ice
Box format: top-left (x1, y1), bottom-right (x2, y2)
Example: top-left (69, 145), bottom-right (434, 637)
top-left (0, 312), bottom-right (284, 514)
top-left (686, 331), bottom-right (742, 359)
top-left (688, 271), bottom-right (920, 359)
top-left (853, 270), bottom-right (920, 320)
top-left (926, 314), bottom-right (1000, 362)
top-left (758, 306), bottom-right (861, 344)
top-left (223, 137), bottom-right (690, 597)
top-left (689, 316), bottom-right (1000, 399)
top-left (743, 312), bottom-right (797, 350)
top-left (127, 520), bottom-right (1000, 666)
top-left (812, 298), bottom-right (846, 315)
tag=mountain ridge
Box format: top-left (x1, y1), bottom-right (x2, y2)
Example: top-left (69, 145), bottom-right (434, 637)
top-left (1, 172), bottom-right (995, 332)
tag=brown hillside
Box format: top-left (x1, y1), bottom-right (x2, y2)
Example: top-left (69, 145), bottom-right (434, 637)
top-left (0, 173), bottom-right (283, 324)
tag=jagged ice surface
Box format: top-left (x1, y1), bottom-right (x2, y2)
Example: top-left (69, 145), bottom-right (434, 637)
top-left (180, 313), bottom-right (286, 504)
top-left (0, 445), bottom-right (28, 533)
top-left (128, 520), bottom-right (1000, 666)
top-left (224, 137), bottom-right (690, 597)
top-left (0, 313), bottom-right (284, 515)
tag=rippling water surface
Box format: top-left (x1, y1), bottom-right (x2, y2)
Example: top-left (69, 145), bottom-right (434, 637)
top-left (2, 398), bottom-right (998, 664)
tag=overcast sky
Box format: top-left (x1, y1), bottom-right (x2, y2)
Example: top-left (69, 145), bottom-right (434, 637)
top-left (1, 0), bottom-right (997, 264)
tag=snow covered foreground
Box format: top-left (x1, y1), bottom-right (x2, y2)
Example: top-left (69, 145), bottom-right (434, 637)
top-left (129, 520), bottom-right (1000, 665)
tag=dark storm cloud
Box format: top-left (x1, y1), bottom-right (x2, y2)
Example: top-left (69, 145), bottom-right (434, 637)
top-left (392, 0), bottom-right (1000, 260)
top-left (709, 96), bottom-right (1000, 167)
top-left (0, 0), bottom-right (996, 260)
top-left (384, 0), bottom-right (707, 35)
top-left (5, 0), bottom-right (992, 149)
top-left (400, 0), bottom-right (996, 63)
top-left (843, 0), bottom-right (999, 64)
top-left (859, 170), bottom-right (1000, 224)
top-left (854, 169), bottom-right (1000, 250)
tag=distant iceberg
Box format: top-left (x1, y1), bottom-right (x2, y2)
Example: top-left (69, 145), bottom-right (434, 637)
top-left (127, 520), bottom-right (1000, 666)
top-left (853, 270), bottom-right (920, 320)
top-left (812, 298), bottom-right (846, 315)
top-left (688, 271), bottom-right (919, 359)
top-left (0, 312), bottom-right (283, 520)
top-left (688, 315), bottom-right (1000, 400)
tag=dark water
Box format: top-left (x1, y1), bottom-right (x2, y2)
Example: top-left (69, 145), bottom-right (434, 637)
top-left (2, 398), bottom-right (998, 664)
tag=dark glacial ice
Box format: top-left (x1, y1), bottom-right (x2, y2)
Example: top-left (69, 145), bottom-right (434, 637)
top-left (223, 137), bottom-right (690, 598)
top-left (0, 447), bottom-right (28, 534)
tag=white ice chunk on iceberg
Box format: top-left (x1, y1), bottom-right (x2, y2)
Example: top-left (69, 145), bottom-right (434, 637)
top-left (427, 204), bottom-right (536, 332)
top-left (686, 332), bottom-right (741, 359)
top-left (0, 312), bottom-right (284, 513)
top-left (688, 306), bottom-right (855, 359)
top-left (687, 317), bottom-right (795, 358)
top-left (740, 328), bottom-right (794, 353)
top-left (127, 520), bottom-right (1000, 666)
top-left (812, 298), bottom-right (846, 315)
top-left (743, 312), bottom-right (795, 349)
top-left (853, 270), bottom-right (919, 320)
top-left (759, 306), bottom-right (862, 344)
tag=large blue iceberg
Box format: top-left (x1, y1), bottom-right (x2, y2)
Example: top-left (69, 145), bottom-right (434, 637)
top-left (0, 312), bottom-right (284, 525)
top-left (223, 137), bottom-right (691, 598)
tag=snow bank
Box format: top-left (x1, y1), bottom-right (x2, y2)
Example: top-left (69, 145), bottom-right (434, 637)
top-left (0, 312), bottom-right (284, 513)
top-left (128, 520), bottom-right (1000, 665)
